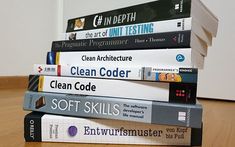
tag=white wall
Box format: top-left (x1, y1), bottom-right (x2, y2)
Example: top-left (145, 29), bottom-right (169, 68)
top-left (0, 0), bottom-right (59, 76)
top-left (62, 0), bottom-right (235, 100)
top-left (197, 0), bottom-right (235, 100)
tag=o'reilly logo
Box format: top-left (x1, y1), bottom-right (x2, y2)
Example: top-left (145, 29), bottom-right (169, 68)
top-left (29, 120), bottom-right (35, 140)
top-left (176, 54), bottom-right (185, 62)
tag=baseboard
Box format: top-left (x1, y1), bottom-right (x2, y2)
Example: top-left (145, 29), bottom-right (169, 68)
top-left (0, 76), bottom-right (28, 89)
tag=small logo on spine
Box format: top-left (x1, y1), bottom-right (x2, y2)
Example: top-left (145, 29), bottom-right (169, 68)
top-left (175, 4), bottom-right (180, 10)
top-left (38, 66), bottom-right (43, 73)
top-left (177, 22), bottom-right (181, 27)
top-left (172, 36), bottom-right (177, 42)
top-left (68, 126), bottom-right (78, 137)
top-left (176, 54), bottom-right (185, 62)
top-left (178, 111), bottom-right (186, 122)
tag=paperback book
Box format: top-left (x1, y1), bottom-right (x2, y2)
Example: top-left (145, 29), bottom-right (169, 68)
top-left (28, 75), bottom-right (197, 104)
top-left (24, 91), bottom-right (202, 128)
top-left (47, 49), bottom-right (204, 69)
top-left (66, 0), bottom-right (218, 39)
top-left (24, 112), bottom-right (202, 146)
top-left (33, 64), bottom-right (198, 83)
top-left (54, 30), bottom-right (207, 56)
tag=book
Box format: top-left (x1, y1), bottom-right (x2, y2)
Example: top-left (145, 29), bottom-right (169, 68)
top-left (65, 0), bottom-right (218, 39)
top-left (64, 18), bottom-right (192, 40)
top-left (28, 75), bottom-right (197, 104)
top-left (63, 17), bottom-right (212, 46)
top-left (24, 112), bottom-right (202, 146)
top-left (23, 91), bottom-right (202, 128)
top-left (33, 64), bottom-right (198, 83)
top-left (47, 49), bottom-right (204, 69)
top-left (53, 30), bottom-right (208, 56)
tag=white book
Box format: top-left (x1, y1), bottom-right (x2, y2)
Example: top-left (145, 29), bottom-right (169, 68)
top-left (50, 49), bottom-right (204, 69)
top-left (24, 113), bottom-right (202, 146)
top-left (28, 75), bottom-right (197, 103)
top-left (33, 64), bottom-right (198, 83)
top-left (62, 17), bottom-right (213, 48)
top-left (63, 18), bottom-right (192, 40)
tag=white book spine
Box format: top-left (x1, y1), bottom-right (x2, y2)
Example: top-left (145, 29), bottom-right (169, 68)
top-left (36, 75), bottom-right (170, 102)
top-left (61, 17), bottom-right (192, 40)
top-left (33, 64), bottom-right (143, 80)
top-left (41, 114), bottom-right (192, 145)
top-left (56, 49), bottom-right (194, 68)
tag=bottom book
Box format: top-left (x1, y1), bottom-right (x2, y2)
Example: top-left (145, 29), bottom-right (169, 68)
top-left (24, 112), bottom-right (202, 146)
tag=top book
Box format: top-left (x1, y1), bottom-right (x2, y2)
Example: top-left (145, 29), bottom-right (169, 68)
top-left (66, 0), bottom-right (218, 37)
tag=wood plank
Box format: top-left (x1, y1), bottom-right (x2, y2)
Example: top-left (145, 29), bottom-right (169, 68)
top-left (0, 76), bottom-right (28, 89)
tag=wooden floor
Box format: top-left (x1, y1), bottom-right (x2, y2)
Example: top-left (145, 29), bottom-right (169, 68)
top-left (0, 88), bottom-right (234, 147)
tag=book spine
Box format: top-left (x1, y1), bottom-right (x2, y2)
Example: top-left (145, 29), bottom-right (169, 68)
top-left (47, 49), bottom-right (195, 68)
top-left (23, 91), bottom-right (202, 128)
top-left (52, 30), bottom-right (191, 52)
top-left (24, 112), bottom-right (202, 146)
top-left (63, 18), bottom-right (192, 40)
top-left (33, 64), bottom-right (198, 83)
top-left (66, 0), bottom-right (191, 32)
top-left (28, 75), bottom-right (197, 104)
top-left (24, 112), bottom-right (43, 142)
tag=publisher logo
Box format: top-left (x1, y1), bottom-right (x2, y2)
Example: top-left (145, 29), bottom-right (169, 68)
top-left (68, 126), bottom-right (78, 137)
top-left (175, 4), bottom-right (180, 10)
top-left (177, 22), bottom-right (181, 27)
top-left (176, 54), bottom-right (185, 62)
top-left (178, 112), bottom-right (186, 122)
top-left (38, 66), bottom-right (43, 73)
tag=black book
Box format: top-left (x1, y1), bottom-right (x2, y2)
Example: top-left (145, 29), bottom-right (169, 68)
top-left (66, 0), bottom-right (218, 39)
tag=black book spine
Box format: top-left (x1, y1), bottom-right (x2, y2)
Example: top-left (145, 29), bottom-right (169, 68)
top-left (191, 123), bottom-right (203, 146)
top-left (24, 112), bottom-right (44, 142)
top-left (52, 30), bottom-right (191, 52)
top-left (66, 0), bottom-right (191, 32)
top-left (169, 83), bottom-right (197, 104)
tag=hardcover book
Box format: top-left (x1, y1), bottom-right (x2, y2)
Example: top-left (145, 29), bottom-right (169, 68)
top-left (23, 91), bottom-right (202, 128)
top-left (24, 112), bottom-right (202, 146)
top-left (28, 75), bottom-right (197, 104)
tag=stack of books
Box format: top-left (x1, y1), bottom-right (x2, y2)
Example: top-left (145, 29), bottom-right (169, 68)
top-left (23, 0), bottom-right (218, 146)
